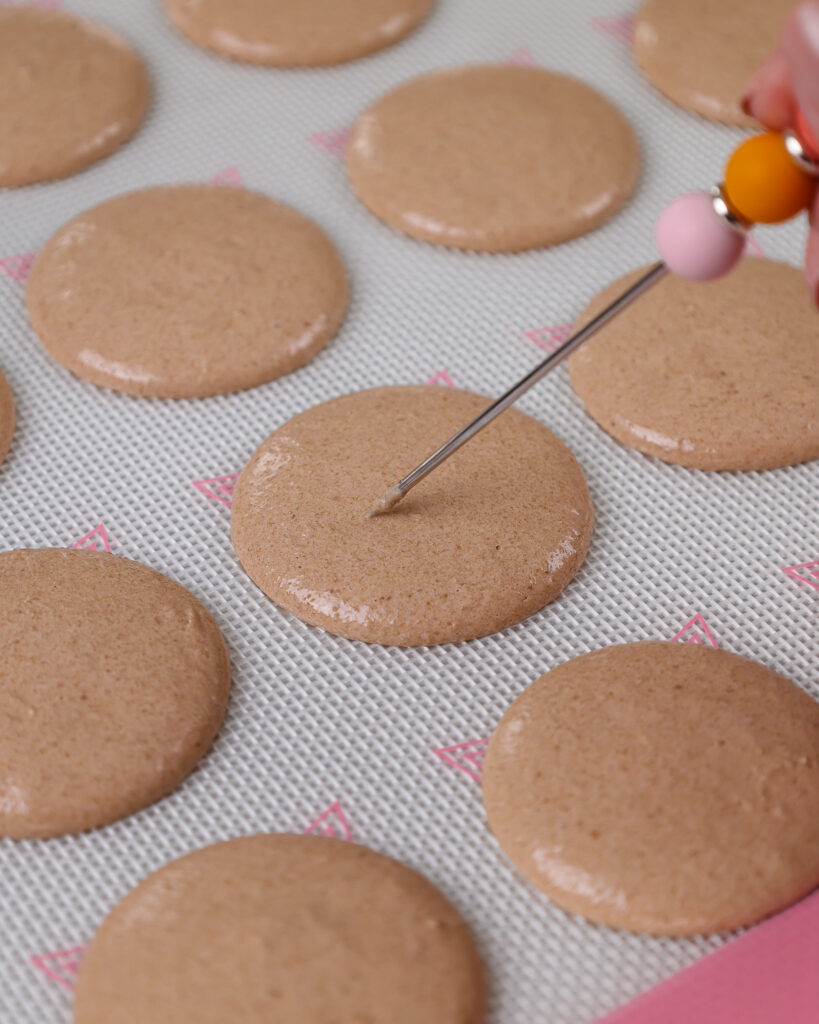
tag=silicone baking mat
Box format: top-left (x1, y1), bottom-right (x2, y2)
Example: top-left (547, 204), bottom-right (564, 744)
top-left (0, 0), bottom-right (816, 1021)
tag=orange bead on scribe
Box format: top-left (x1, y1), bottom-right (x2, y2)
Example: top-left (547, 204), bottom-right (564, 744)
top-left (724, 131), bottom-right (815, 225)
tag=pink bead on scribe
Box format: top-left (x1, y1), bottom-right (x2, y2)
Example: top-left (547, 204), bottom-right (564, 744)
top-left (655, 190), bottom-right (745, 282)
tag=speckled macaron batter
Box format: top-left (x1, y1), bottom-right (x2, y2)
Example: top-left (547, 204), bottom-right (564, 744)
top-left (0, 7), bottom-right (149, 187)
top-left (231, 386), bottom-right (594, 646)
top-left (0, 369), bottom-right (14, 469)
top-left (346, 65), bottom-right (640, 251)
top-left (74, 833), bottom-right (486, 1024)
top-left (633, 0), bottom-right (797, 125)
top-left (483, 642), bottom-right (819, 935)
top-left (0, 549), bottom-right (230, 839)
top-left (25, 185), bottom-right (348, 398)
top-left (163, 0), bottom-right (435, 66)
top-left (569, 258), bottom-right (819, 470)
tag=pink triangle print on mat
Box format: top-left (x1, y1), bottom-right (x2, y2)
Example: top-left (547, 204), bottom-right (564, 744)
top-left (433, 739), bottom-right (490, 784)
top-left (30, 945), bottom-right (85, 992)
top-left (426, 369), bottom-right (454, 387)
top-left (70, 524), bottom-right (111, 553)
top-left (0, 253), bottom-right (36, 284)
top-left (303, 802), bottom-right (353, 841)
top-left (502, 47), bottom-right (537, 66)
top-left (308, 128), bottom-right (350, 157)
top-left (744, 234), bottom-right (764, 257)
top-left (591, 14), bottom-right (635, 43)
top-left (594, 888), bottom-right (819, 1024)
top-left (210, 166), bottom-right (243, 188)
top-left (671, 614), bottom-right (718, 647)
top-left (192, 473), bottom-right (239, 508)
top-left (524, 322), bottom-right (573, 352)
top-left (782, 559), bottom-right (819, 591)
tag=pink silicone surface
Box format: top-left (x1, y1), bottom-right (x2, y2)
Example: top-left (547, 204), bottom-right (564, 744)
top-left (596, 890), bottom-right (819, 1024)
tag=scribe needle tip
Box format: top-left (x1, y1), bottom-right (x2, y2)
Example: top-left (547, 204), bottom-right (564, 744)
top-left (368, 485), bottom-right (404, 518)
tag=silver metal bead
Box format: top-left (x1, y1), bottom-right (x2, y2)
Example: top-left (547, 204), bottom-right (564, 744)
top-left (710, 184), bottom-right (750, 233)
top-left (784, 129), bottom-right (819, 177)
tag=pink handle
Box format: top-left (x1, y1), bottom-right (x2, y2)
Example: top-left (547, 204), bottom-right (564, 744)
top-left (596, 890), bottom-right (819, 1024)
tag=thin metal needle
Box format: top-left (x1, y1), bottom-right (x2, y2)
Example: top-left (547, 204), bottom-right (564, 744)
top-left (369, 261), bottom-right (669, 517)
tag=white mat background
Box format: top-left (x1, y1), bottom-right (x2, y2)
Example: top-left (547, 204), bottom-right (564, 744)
top-left (0, 0), bottom-right (816, 1021)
